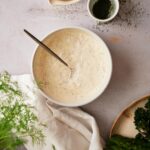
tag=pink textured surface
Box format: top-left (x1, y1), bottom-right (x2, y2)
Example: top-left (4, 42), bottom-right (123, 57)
top-left (0, 0), bottom-right (150, 141)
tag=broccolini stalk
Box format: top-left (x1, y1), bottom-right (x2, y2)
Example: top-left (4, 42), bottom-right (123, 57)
top-left (105, 134), bottom-right (150, 150)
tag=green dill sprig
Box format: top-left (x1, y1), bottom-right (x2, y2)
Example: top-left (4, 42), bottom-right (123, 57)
top-left (0, 72), bottom-right (45, 150)
top-left (52, 144), bottom-right (56, 150)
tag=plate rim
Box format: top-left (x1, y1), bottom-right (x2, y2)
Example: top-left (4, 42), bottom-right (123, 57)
top-left (110, 94), bottom-right (150, 137)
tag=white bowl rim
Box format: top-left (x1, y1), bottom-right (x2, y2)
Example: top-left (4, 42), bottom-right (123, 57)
top-left (49, 0), bottom-right (80, 5)
top-left (31, 26), bottom-right (113, 107)
top-left (87, 0), bottom-right (120, 23)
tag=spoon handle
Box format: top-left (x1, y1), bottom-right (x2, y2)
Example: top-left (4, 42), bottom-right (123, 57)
top-left (24, 29), bottom-right (69, 68)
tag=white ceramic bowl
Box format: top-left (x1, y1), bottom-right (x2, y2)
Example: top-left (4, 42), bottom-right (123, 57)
top-left (32, 27), bottom-right (112, 107)
top-left (49, 0), bottom-right (80, 5)
top-left (87, 0), bottom-right (119, 23)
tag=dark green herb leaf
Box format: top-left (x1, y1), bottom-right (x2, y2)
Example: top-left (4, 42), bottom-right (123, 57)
top-left (105, 98), bottom-right (150, 149)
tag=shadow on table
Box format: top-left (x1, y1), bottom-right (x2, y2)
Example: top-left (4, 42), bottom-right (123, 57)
top-left (82, 44), bottom-right (133, 140)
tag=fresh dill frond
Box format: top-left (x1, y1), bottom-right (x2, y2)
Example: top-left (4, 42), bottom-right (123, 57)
top-left (52, 144), bottom-right (56, 150)
top-left (0, 72), bottom-right (45, 150)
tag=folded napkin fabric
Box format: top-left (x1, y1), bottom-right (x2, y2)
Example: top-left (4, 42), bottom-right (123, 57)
top-left (12, 75), bottom-right (104, 150)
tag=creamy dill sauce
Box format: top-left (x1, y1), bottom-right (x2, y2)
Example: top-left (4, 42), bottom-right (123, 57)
top-left (33, 28), bottom-right (111, 105)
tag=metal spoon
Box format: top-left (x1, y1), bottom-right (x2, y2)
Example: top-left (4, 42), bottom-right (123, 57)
top-left (24, 29), bottom-right (69, 68)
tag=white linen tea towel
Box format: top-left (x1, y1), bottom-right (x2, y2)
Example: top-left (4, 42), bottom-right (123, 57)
top-left (12, 74), bottom-right (104, 150)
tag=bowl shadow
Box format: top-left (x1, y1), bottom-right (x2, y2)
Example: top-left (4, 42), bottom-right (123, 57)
top-left (82, 45), bottom-right (133, 140)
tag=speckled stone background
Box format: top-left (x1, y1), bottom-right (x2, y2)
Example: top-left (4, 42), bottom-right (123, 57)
top-left (1, 0), bottom-right (150, 148)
